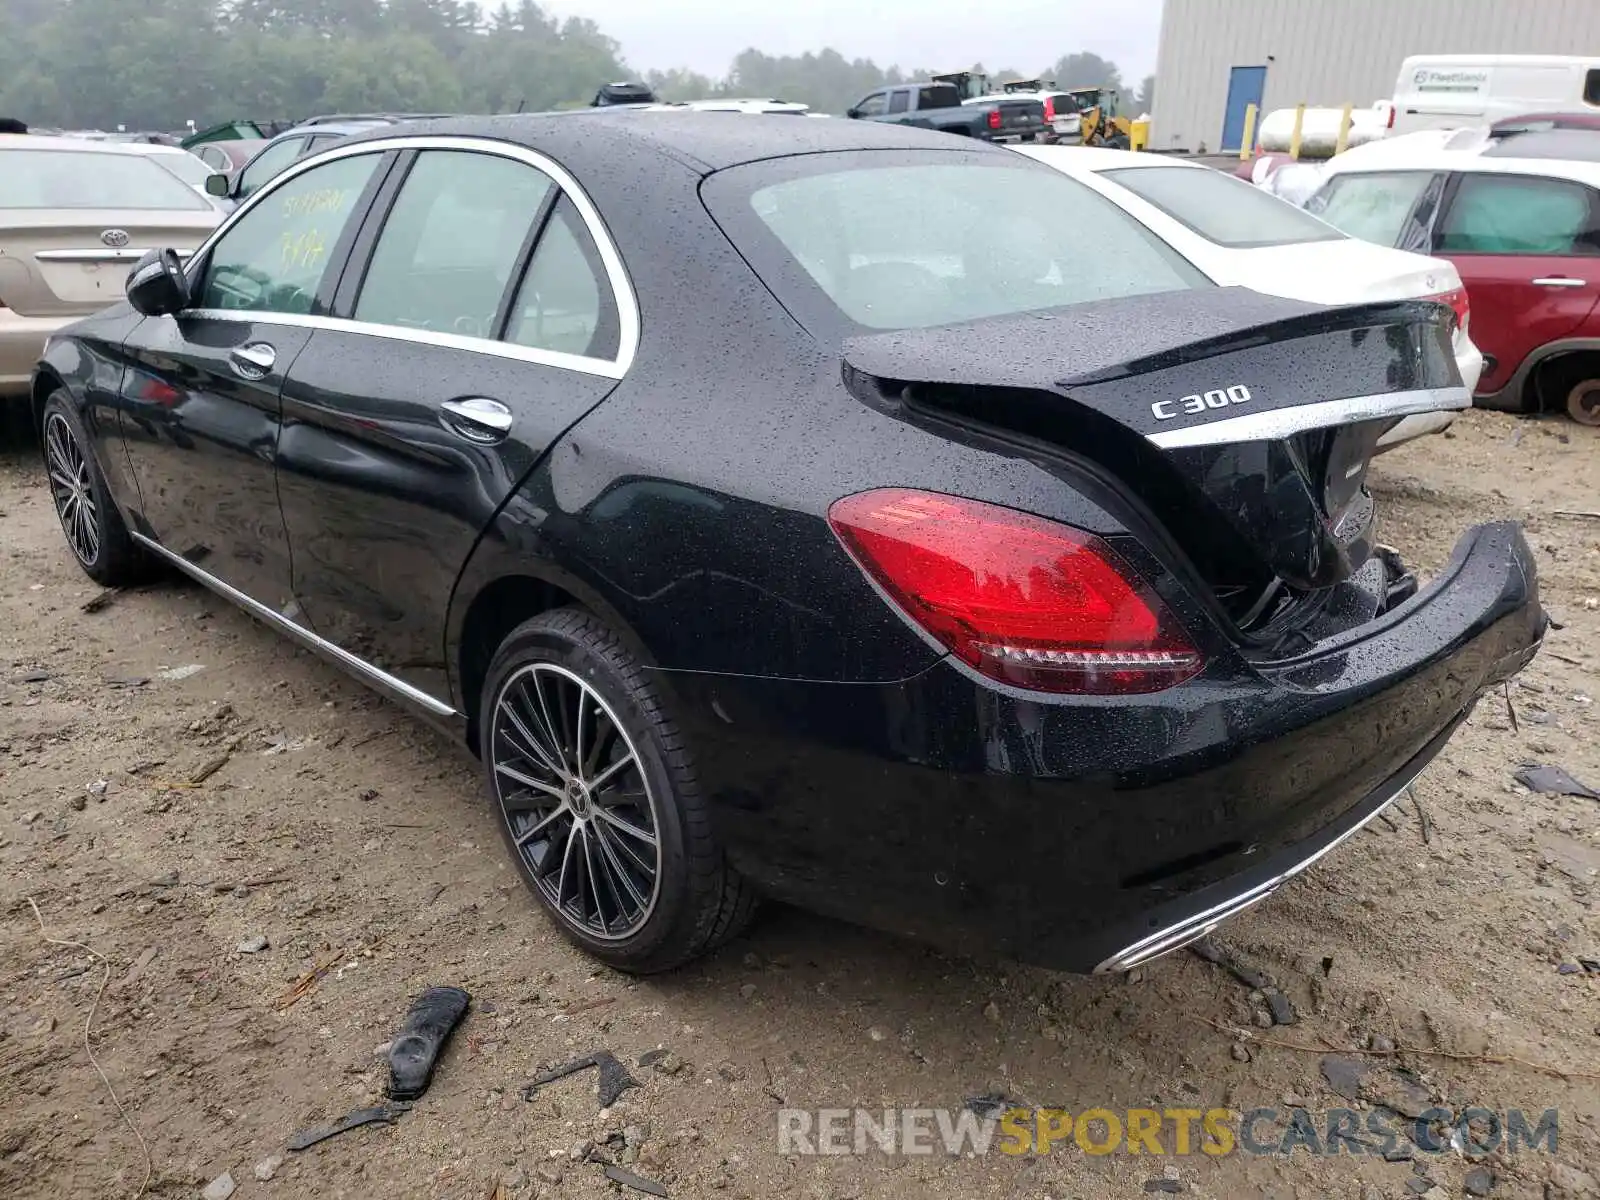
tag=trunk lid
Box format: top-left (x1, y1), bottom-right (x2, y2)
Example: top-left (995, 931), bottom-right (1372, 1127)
top-left (841, 286), bottom-right (1466, 618)
top-left (0, 209), bottom-right (217, 316)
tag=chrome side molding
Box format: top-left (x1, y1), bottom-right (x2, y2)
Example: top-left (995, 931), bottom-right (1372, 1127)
top-left (129, 532), bottom-right (458, 718)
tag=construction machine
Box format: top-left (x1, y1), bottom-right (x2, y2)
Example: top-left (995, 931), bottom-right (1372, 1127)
top-left (1065, 85), bottom-right (1132, 148)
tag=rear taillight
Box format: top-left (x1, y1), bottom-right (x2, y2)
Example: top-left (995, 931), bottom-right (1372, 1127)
top-left (828, 489), bottom-right (1203, 695)
top-left (1431, 287), bottom-right (1470, 336)
top-left (1044, 97), bottom-right (1056, 122)
top-left (988, 109), bottom-right (1002, 130)
top-left (1386, 104), bottom-right (1395, 129)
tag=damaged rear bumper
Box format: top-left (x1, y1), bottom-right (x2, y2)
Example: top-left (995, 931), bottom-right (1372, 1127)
top-left (664, 521), bottom-right (1544, 975)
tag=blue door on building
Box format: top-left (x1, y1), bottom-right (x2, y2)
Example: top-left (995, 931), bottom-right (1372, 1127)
top-left (1220, 65), bottom-right (1268, 151)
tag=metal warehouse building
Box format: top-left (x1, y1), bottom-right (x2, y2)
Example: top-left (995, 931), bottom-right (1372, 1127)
top-left (1150, 0), bottom-right (1600, 153)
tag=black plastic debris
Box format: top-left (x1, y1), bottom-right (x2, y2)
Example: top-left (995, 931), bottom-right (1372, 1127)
top-left (962, 1093), bottom-right (1011, 1120)
top-left (1514, 764), bottom-right (1599, 800)
top-left (287, 985), bottom-right (470, 1151)
top-left (523, 1050), bottom-right (640, 1109)
top-left (388, 986), bottom-right (471, 1101)
top-left (287, 1104), bottom-right (402, 1151)
top-left (1190, 937), bottom-right (1272, 990)
top-left (604, 1164), bottom-right (669, 1197)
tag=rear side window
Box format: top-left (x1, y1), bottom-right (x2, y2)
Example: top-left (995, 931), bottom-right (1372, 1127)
top-left (0, 149), bottom-right (209, 210)
top-left (1100, 165), bottom-right (1343, 248)
top-left (354, 149), bottom-right (552, 339)
top-left (1585, 68), bottom-right (1600, 106)
top-left (1307, 171), bottom-right (1438, 248)
top-left (919, 86), bottom-right (957, 109)
top-left (707, 154), bottom-right (1207, 336)
top-left (1436, 173), bottom-right (1599, 255)
top-left (504, 197), bottom-right (620, 360)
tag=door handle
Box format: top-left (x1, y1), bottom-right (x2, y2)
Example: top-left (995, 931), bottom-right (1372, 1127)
top-left (229, 342), bottom-right (277, 379)
top-left (1531, 277), bottom-right (1587, 288)
top-left (439, 397), bottom-right (513, 444)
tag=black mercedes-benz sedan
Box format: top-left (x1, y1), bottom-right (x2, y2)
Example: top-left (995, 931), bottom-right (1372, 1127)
top-left (30, 114), bottom-right (1544, 975)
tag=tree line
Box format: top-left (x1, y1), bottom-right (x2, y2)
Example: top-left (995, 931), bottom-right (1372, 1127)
top-left (0, 0), bottom-right (1153, 132)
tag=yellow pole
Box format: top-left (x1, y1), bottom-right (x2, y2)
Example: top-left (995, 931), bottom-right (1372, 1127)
top-left (1334, 102), bottom-right (1354, 154)
top-left (1239, 102), bottom-right (1258, 159)
top-left (1288, 103), bottom-right (1306, 160)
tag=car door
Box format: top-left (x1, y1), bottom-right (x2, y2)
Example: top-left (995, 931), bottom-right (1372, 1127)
top-left (1430, 170), bottom-right (1600, 393)
top-left (852, 91), bottom-right (890, 121)
top-left (274, 143), bottom-right (632, 705)
top-left (116, 149), bottom-right (391, 606)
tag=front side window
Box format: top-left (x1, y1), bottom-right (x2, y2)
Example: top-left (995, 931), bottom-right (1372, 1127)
top-left (198, 146), bottom-right (228, 171)
top-left (0, 149), bottom-right (208, 210)
top-left (353, 149), bottom-right (553, 340)
top-left (705, 154), bottom-right (1206, 336)
top-left (855, 93), bottom-right (888, 118)
top-left (1436, 172), bottom-right (1598, 255)
top-left (198, 153), bottom-right (379, 313)
top-left (237, 137), bottom-right (307, 198)
top-left (505, 197), bottom-right (620, 360)
top-left (1101, 164), bottom-right (1344, 248)
top-left (1306, 171), bottom-right (1438, 248)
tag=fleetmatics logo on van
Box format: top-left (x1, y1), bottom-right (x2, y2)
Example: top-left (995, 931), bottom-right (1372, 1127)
top-left (1413, 68), bottom-right (1489, 94)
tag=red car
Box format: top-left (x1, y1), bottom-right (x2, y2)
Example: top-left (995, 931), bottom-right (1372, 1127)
top-left (1306, 133), bottom-right (1600, 424)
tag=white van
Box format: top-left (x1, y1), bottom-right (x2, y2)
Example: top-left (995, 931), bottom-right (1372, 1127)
top-left (1392, 55), bottom-right (1600, 135)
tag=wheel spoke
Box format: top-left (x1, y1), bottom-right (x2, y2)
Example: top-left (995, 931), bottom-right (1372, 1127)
top-left (553, 824), bottom-right (578, 904)
top-left (586, 750), bottom-right (634, 795)
top-left (583, 712), bottom-right (616, 777)
top-left (514, 804), bottom-right (568, 848)
top-left (524, 674), bottom-right (568, 775)
top-left (498, 704), bottom-right (565, 780)
top-left (578, 823), bottom-right (612, 930)
top-left (495, 761), bottom-right (567, 801)
top-left (49, 469), bottom-right (76, 492)
top-left (593, 804), bottom-right (657, 848)
top-left (592, 818), bottom-right (649, 910)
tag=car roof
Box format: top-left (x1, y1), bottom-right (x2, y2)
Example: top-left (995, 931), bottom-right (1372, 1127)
top-left (334, 110), bottom-right (1000, 173)
top-left (1482, 129), bottom-right (1600, 161)
top-left (282, 120), bottom-right (393, 139)
top-left (1324, 129), bottom-right (1600, 186)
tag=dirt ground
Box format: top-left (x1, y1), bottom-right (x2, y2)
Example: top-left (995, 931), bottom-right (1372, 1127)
top-left (1, 409), bottom-right (1597, 1200)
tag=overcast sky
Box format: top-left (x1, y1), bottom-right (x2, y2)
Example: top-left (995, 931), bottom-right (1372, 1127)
top-left (546, 0), bottom-right (1164, 82)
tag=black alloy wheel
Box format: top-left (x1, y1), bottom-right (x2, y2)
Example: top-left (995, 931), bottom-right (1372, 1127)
top-left (480, 608), bottom-right (757, 971)
top-left (40, 392), bottom-right (152, 586)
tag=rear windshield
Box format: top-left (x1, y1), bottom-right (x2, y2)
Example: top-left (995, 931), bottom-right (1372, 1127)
top-left (1099, 164), bottom-right (1344, 248)
top-left (0, 149), bottom-right (210, 210)
top-left (152, 151), bottom-right (213, 186)
top-left (704, 153), bottom-right (1207, 336)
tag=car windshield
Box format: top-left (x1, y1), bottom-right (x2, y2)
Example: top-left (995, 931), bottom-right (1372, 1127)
top-left (1099, 164), bottom-right (1345, 248)
top-left (705, 154), bottom-right (1207, 335)
top-left (0, 149), bottom-right (210, 210)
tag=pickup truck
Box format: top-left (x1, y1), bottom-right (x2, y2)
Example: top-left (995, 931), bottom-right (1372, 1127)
top-left (845, 82), bottom-right (1046, 143)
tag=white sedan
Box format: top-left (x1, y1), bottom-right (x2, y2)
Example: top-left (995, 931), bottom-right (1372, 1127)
top-left (1013, 145), bottom-right (1484, 450)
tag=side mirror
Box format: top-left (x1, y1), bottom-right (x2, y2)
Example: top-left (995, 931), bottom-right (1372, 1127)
top-left (846, 108), bottom-right (860, 119)
top-left (126, 248), bottom-right (191, 317)
top-left (204, 172), bottom-right (229, 197)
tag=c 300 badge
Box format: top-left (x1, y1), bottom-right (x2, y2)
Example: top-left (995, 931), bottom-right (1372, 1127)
top-left (1152, 384), bottom-right (1252, 421)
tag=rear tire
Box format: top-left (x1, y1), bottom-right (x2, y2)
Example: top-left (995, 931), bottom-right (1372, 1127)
top-left (1566, 378), bottom-right (1600, 426)
top-left (40, 392), bottom-right (153, 586)
top-left (479, 607), bottom-right (757, 972)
